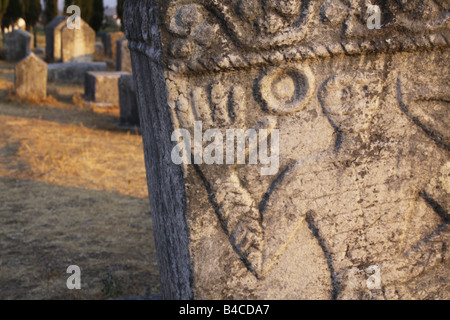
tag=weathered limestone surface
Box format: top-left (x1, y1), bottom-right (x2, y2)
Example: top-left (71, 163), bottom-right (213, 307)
top-left (3, 29), bottom-right (33, 61)
top-left (60, 20), bottom-right (95, 63)
top-left (48, 62), bottom-right (107, 83)
top-left (116, 37), bottom-right (132, 73)
top-left (85, 71), bottom-right (128, 104)
top-left (124, 0), bottom-right (450, 300)
top-left (15, 53), bottom-right (47, 99)
top-left (45, 16), bottom-right (95, 63)
top-left (119, 73), bottom-right (140, 126)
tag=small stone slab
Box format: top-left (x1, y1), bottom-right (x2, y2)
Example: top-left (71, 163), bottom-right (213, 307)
top-left (48, 62), bottom-right (107, 83)
top-left (119, 73), bottom-right (139, 127)
top-left (85, 71), bottom-right (128, 104)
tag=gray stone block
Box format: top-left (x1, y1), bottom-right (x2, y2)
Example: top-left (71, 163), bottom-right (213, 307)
top-left (48, 62), bottom-right (107, 83)
top-left (85, 71), bottom-right (128, 104)
top-left (4, 29), bottom-right (33, 61)
top-left (119, 73), bottom-right (139, 126)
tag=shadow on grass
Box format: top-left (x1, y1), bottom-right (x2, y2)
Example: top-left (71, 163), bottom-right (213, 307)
top-left (0, 100), bottom-right (140, 135)
top-left (0, 177), bottom-right (159, 300)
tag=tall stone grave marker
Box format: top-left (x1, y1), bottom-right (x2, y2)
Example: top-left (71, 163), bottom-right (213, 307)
top-left (45, 16), bottom-right (68, 62)
top-left (45, 16), bottom-right (95, 63)
top-left (4, 29), bottom-right (33, 61)
top-left (15, 53), bottom-right (47, 99)
top-left (124, 0), bottom-right (450, 300)
top-left (119, 73), bottom-right (139, 127)
top-left (60, 20), bottom-right (96, 63)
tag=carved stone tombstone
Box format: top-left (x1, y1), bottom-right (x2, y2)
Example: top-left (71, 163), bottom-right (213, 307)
top-left (123, 0), bottom-right (449, 300)
top-left (3, 29), bottom-right (33, 61)
top-left (15, 53), bottom-right (47, 99)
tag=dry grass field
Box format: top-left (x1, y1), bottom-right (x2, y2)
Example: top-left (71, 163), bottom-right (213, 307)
top-left (0, 59), bottom-right (160, 299)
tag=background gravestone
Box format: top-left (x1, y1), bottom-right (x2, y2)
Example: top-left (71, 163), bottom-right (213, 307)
top-left (98, 32), bottom-right (108, 52)
top-left (45, 16), bottom-right (95, 63)
top-left (60, 19), bottom-right (95, 63)
top-left (124, 0), bottom-right (450, 300)
top-left (3, 29), bottom-right (33, 61)
top-left (45, 16), bottom-right (67, 62)
top-left (116, 37), bottom-right (132, 73)
top-left (15, 53), bottom-right (47, 99)
top-left (107, 31), bottom-right (125, 62)
top-left (119, 73), bottom-right (139, 127)
top-left (85, 71), bottom-right (128, 104)
top-left (95, 41), bottom-right (105, 57)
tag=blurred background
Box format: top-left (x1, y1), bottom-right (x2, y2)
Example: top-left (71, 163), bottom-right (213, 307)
top-left (0, 0), bottom-right (161, 300)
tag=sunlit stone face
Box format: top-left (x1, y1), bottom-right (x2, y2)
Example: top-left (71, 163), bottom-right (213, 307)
top-left (272, 75), bottom-right (296, 101)
top-left (321, 73), bottom-right (382, 134)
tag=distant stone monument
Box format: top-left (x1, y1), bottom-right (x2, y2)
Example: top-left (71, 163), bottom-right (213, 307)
top-left (124, 0), bottom-right (450, 300)
top-left (98, 32), bottom-right (108, 55)
top-left (3, 29), bottom-right (33, 61)
top-left (60, 21), bottom-right (95, 63)
top-left (116, 37), bottom-right (132, 73)
top-left (95, 41), bottom-right (105, 57)
top-left (119, 73), bottom-right (139, 127)
top-left (15, 53), bottom-right (47, 99)
top-left (85, 71), bottom-right (128, 104)
top-left (45, 16), bottom-right (95, 63)
top-left (107, 31), bottom-right (125, 62)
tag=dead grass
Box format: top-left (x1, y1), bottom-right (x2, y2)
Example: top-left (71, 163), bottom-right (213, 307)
top-left (0, 178), bottom-right (159, 300)
top-left (13, 92), bottom-right (61, 108)
top-left (0, 59), bottom-right (159, 299)
top-left (0, 112), bottom-right (148, 198)
top-left (0, 61), bottom-right (14, 91)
